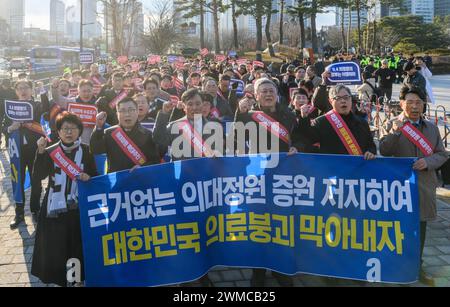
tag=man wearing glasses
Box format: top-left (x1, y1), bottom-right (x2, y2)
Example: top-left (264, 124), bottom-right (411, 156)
top-left (90, 98), bottom-right (160, 173)
top-left (296, 84), bottom-right (377, 160)
top-left (380, 86), bottom-right (448, 286)
top-left (4, 80), bottom-right (46, 229)
top-left (233, 78), bottom-right (303, 287)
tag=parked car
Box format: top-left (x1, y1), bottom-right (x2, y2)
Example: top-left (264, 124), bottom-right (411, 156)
top-left (9, 57), bottom-right (29, 70)
top-left (0, 58), bottom-right (11, 79)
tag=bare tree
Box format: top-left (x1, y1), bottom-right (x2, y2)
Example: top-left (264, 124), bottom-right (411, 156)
top-left (100, 0), bottom-right (142, 56)
top-left (322, 26), bottom-right (352, 50)
top-left (142, 0), bottom-right (183, 55)
top-left (221, 29), bottom-right (255, 51)
top-left (279, 0), bottom-right (285, 44)
top-left (265, 0), bottom-right (276, 57)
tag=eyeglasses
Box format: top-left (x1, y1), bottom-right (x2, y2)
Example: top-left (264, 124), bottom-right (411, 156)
top-left (405, 100), bottom-right (423, 106)
top-left (260, 89), bottom-right (276, 95)
top-left (118, 108), bottom-right (137, 114)
top-left (61, 127), bottom-right (79, 133)
top-left (333, 95), bottom-right (351, 102)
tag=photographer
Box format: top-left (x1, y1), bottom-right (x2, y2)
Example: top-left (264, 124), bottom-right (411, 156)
top-left (403, 62), bottom-right (428, 113)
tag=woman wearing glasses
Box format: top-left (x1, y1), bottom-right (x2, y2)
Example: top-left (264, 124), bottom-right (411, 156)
top-left (31, 112), bottom-right (98, 287)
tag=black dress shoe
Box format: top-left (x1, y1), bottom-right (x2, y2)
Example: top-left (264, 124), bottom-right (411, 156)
top-left (250, 269), bottom-right (266, 287)
top-left (419, 268), bottom-right (435, 287)
top-left (10, 214), bottom-right (25, 230)
top-left (272, 272), bottom-right (293, 287)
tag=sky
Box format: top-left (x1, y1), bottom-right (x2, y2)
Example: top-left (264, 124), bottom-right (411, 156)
top-left (25, 0), bottom-right (335, 30)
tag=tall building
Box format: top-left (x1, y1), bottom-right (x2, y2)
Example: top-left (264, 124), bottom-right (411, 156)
top-left (335, 7), bottom-right (368, 28)
top-left (403, 0), bottom-right (434, 23)
top-left (0, 0), bottom-right (25, 37)
top-left (66, 5), bottom-right (80, 41)
top-left (368, 0), bottom-right (401, 21)
top-left (50, 0), bottom-right (65, 43)
top-left (83, 0), bottom-right (98, 39)
top-left (65, 0), bottom-right (100, 42)
top-left (434, 0), bottom-right (450, 17)
top-left (367, 0), bottom-right (438, 23)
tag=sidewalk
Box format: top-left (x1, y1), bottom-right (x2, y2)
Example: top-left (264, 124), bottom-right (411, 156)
top-left (1, 142), bottom-right (450, 287)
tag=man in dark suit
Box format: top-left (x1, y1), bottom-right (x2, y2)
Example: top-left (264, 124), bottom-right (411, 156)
top-left (96, 72), bottom-right (135, 126)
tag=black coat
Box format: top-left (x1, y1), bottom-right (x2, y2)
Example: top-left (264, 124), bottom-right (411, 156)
top-left (153, 113), bottom-right (225, 161)
top-left (233, 104), bottom-right (305, 154)
top-left (296, 112), bottom-right (377, 155)
top-left (31, 142), bottom-right (97, 287)
top-left (90, 123), bottom-right (160, 173)
top-left (311, 84), bottom-right (333, 116)
top-left (212, 95), bottom-right (233, 119)
top-left (96, 88), bottom-right (135, 126)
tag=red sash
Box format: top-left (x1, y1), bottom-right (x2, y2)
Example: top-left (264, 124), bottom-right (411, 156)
top-left (307, 104), bottom-right (317, 116)
top-left (92, 76), bottom-right (102, 86)
top-left (400, 122), bottom-right (434, 157)
top-left (252, 111), bottom-right (290, 145)
top-left (173, 78), bottom-right (184, 90)
top-left (179, 120), bottom-right (214, 157)
top-left (217, 90), bottom-right (227, 101)
top-left (111, 127), bottom-right (147, 166)
top-left (109, 90), bottom-right (129, 109)
top-left (325, 110), bottom-right (363, 155)
top-left (210, 107), bottom-right (221, 119)
top-left (49, 147), bottom-right (83, 181)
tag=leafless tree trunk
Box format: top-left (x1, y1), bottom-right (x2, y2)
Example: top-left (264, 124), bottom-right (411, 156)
top-left (279, 0), bottom-right (285, 44)
top-left (299, 11), bottom-right (305, 49)
top-left (212, 0), bottom-right (221, 53)
top-left (231, 1), bottom-right (238, 49)
top-left (266, 3), bottom-right (275, 57)
top-left (347, 3), bottom-right (352, 53)
top-left (356, 0), bottom-right (362, 53)
top-left (370, 19), bottom-right (377, 53)
top-left (200, 1), bottom-right (205, 49)
top-left (340, 7), bottom-right (346, 52)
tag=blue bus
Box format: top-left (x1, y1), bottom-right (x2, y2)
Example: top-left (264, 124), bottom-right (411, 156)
top-left (29, 46), bottom-right (95, 79)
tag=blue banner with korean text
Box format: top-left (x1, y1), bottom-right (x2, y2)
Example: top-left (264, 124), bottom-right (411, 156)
top-left (5, 100), bottom-right (34, 122)
top-left (326, 61), bottom-right (362, 85)
top-left (78, 154), bottom-right (420, 287)
top-left (8, 130), bottom-right (24, 203)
